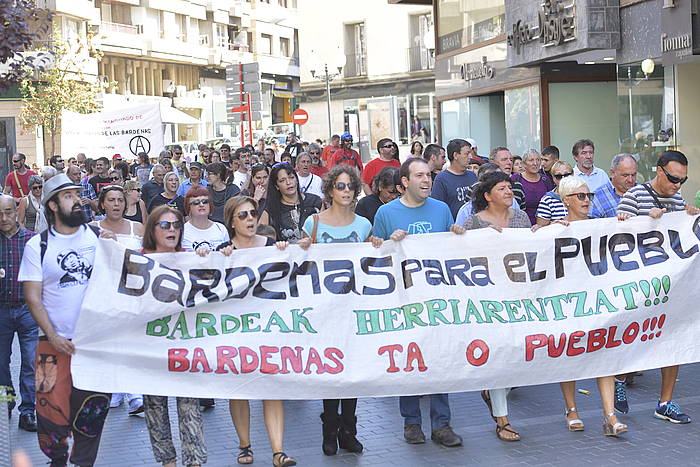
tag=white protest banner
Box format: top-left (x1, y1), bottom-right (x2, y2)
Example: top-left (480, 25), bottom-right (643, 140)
top-left (61, 104), bottom-right (164, 160)
top-left (72, 212), bottom-right (700, 399)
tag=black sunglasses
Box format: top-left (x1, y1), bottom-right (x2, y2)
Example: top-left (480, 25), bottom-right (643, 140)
top-left (189, 199), bottom-right (210, 206)
top-left (309, 151), bottom-right (321, 155)
top-left (109, 176), bottom-right (121, 181)
top-left (381, 144), bottom-right (394, 149)
top-left (157, 220), bottom-right (183, 230)
top-left (235, 209), bottom-right (258, 220)
top-left (661, 166), bottom-right (687, 185)
top-left (334, 182), bottom-right (358, 191)
top-left (31, 185), bottom-right (43, 190)
top-left (553, 172), bottom-right (574, 180)
top-left (567, 193), bottom-right (595, 201)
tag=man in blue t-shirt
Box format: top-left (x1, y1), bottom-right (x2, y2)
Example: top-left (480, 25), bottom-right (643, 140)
top-left (373, 158), bottom-right (464, 448)
top-left (430, 138), bottom-right (478, 219)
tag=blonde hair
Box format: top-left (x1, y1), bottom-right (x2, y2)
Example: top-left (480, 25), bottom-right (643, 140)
top-left (550, 160), bottom-right (573, 173)
top-left (558, 175), bottom-right (589, 199)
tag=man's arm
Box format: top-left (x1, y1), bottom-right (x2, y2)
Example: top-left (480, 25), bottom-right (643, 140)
top-left (23, 281), bottom-right (75, 354)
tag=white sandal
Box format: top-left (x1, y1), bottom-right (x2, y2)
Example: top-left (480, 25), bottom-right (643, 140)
top-left (603, 412), bottom-right (628, 436)
top-left (565, 407), bottom-right (584, 431)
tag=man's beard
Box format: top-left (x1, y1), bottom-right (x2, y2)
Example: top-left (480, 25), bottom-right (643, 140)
top-left (57, 204), bottom-right (86, 227)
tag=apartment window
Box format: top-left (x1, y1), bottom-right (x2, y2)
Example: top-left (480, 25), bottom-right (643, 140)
top-left (63, 18), bottom-right (81, 44)
top-left (437, 0), bottom-right (505, 54)
top-left (247, 32), bottom-right (254, 53)
top-left (215, 24), bottom-right (227, 48)
top-left (408, 13), bottom-right (434, 71)
top-left (279, 0), bottom-right (287, 6)
top-left (176, 14), bottom-right (188, 42)
top-left (344, 22), bottom-right (367, 77)
top-left (280, 37), bottom-right (290, 57)
top-left (260, 33), bottom-right (272, 55)
top-left (101, 2), bottom-right (132, 25)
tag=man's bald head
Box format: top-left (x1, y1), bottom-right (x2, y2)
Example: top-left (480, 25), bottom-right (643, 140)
top-left (67, 164), bottom-right (82, 184)
top-left (0, 195), bottom-right (18, 235)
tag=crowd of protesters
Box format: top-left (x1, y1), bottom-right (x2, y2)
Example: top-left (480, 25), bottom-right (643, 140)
top-left (1, 130), bottom-right (698, 466)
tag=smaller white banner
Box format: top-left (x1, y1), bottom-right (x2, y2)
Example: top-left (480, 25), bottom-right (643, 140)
top-left (61, 104), bottom-right (164, 160)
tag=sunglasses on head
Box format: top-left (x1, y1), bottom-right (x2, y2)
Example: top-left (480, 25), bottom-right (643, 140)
top-left (567, 192), bottom-right (595, 201)
top-left (272, 161), bottom-right (290, 168)
top-left (334, 181), bottom-right (358, 191)
top-left (661, 166), bottom-right (687, 185)
top-left (553, 172), bottom-right (574, 180)
top-left (235, 209), bottom-right (258, 220)
top-left (157, 220), bottom-right (183, 230)
top-left (189, 199), bottom-right (210, 206)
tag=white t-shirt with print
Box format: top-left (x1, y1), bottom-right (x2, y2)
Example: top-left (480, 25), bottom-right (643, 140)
top-left (182, 221), bottom-right (230, 252)
top-left (232, 171), bottom-right (248, 189)
top-left (298, 173), bottom-right (323, 199)
top-left (18, 225), bottom-right (98, 339)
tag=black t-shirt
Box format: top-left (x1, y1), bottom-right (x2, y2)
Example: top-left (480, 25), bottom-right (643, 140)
top-left (355, 194), bottom-right (384, 225)
top-left (89, 175), bottom-right (112, 194)
top-left (147, 193), bottom-right (185, 214)
top-left (268, 193), bottom-right (322, 242)
top-left (141, 180), bottom-right (164, 206)
top-left (208, 184), bottom-right (241, 223)
top-left (216, 236), bottom-right (275, 250)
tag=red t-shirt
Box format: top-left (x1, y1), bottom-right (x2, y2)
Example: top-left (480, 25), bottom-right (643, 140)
top-left (4, 169), bottom-right (37, 198)
top-left (310, 165), bottom-right (329, 178)
top-left (329, 148), bottom-right (363, 171)
top-left (361, 157), bottom-right (400, 186)
top-left (321, 145), bottom-right (340, 165)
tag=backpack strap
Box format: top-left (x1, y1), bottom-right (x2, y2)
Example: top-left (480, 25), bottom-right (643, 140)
top-left (641, 183), bottom-right (664, 210)
top-left (310, 214), bottom-right (319, 244)
top-left (13, 171), bottom-right (26, 197)
top-left (40, 224), bottom-right (100, 264)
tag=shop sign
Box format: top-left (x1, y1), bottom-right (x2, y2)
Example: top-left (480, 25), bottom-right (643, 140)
top-left (661, 0), bottom-right (694, 65)
top-left (507, 0), bottom-right (576, 55)
top-left (460, 57), bottom-right (495, 81)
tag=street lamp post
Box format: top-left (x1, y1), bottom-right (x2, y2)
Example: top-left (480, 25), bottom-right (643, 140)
top-left (309, 49), bottom-right (346, 142)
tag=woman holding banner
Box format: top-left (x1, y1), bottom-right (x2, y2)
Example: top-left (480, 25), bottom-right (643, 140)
top-left (462, 171), bottom-right (527, 442)
top-left (141, 205), bottom-right (208, 467)
top-left (554, 176), bottom-right (628, 436)
top-left (297, 165), bottom-right (382, 456)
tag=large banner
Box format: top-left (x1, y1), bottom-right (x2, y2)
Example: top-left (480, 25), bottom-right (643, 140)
top-left (61, 104), bottom-right (164, 160)
top-left (72, 212), bottom-right (700, 399)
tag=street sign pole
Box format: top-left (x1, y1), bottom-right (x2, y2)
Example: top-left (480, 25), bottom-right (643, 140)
top-left (325, 63), bottom-right (332, 142)
top-left (247, 93), bottom-right (253, 146)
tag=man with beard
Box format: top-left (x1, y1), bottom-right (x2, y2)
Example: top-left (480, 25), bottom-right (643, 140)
top-left (329, 132), bottom-right (363, 171)
top-left (572, 139), bottom-right (609, 192)
top-left (18, 173), bottom-right (110, 467)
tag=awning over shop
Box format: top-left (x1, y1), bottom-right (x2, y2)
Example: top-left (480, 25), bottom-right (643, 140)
top-left (160, 105), bottom-right (201, 125)
top-left (273, 90), bottom-right (294, 99)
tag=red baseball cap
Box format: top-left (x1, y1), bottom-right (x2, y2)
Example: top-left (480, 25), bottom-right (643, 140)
top-left (112, 154), bottom-right (122, 160)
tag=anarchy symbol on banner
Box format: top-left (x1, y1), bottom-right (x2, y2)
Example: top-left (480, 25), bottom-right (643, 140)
top-left (129, 135), bottom-right (151, 156)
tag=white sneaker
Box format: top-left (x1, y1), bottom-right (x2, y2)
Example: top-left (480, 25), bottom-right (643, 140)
top-left (110, 393), bottom-right (124, 408)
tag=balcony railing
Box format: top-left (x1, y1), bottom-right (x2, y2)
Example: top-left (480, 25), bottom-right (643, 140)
top-left (344, 52), bottom-right (367, 78)
top-left (228, 42), bottom-right (249, 52)
top-left (407, 46), bottom-right (434, 71)
top-left (100, 21), bottom-right (140, 35)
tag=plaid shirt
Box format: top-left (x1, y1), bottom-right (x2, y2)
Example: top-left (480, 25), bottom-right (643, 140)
top-left (80, 181), bottom-right (97, 221)
top-left (0, 227), bottom-right (34, 305)
top-left (590, 182), bottom-right (629, 218)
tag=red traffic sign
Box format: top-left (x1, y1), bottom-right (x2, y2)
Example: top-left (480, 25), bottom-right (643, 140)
top-left (230, 105), bottom-right (249, 113)
top-left (292, 108), bottom-right (309, 125)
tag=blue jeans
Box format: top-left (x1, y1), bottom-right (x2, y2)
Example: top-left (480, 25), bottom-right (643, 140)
top-left (0, 303), bottom-right (38, 414)
top-left (399, 393), bottom-right (451, 431)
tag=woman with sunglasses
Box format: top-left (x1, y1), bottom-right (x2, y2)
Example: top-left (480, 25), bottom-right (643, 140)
top-left (549, 175), bottom-right (628, 437)
top-left (259, 163), bottom-right (321, 243)
top-left (147, 171), bottom-right (185, 214)
top-left (355, 166), bottom-right (400, 224)
top-left (462, 171), bottom-right (529, 442)
top-left (182, 185), bottom-right (229, 253)
top-left (140, 206), bottom-right (207, 467)
top-left (17, 174), bottom-right (48, 232)
top-left (535, 160), bottom-right (574, 227)
top-left (511, 149), bottom-right (554, 225)
top-left (206, 162), bottom-right (240, 224)
top-left (297, 165), bottom-right (382, 456)
top-left (107, 168), bottom-right (125, 186)
top-left (124, 179), bottom-right (148, 224)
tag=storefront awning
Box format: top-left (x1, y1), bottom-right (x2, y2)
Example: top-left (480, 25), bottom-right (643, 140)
top-left (160, 106), bottom-right (201, 125)
top-left (273, 90), bottom-right (294, 99)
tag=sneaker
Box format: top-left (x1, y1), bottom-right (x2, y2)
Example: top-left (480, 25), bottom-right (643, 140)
top-left (128, 397), bottom-right (144, 415)
top-left (110, 393), bottom-right (123, 408)
top-left (403, 424), bottom-right (426, 444)
top-left (431, 425), bottom-right (463, 447)
top-left (655, 401), bottom-right (691, 424)
top-left (614, 380), bottom-right (629, 414)
top-left (199, 398), bottom-right (215, 410)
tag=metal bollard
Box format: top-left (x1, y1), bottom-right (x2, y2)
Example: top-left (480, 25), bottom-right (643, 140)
top-left (0, 386), bottom-right (14, 466)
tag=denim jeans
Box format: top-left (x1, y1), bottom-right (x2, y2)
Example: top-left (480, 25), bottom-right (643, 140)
top-left (399, 393), bottom-right (451, 431)
top-left (0, 303), bottom-right (39, 414)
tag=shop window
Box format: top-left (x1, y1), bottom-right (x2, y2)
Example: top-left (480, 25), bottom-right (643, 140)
top-left (437, 0), bottom-right (505, 55)
top-left (504, 85), bottom-right (541, 157)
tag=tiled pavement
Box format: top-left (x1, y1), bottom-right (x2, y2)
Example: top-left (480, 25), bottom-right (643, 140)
top-left (8, 339), bottom-right (700, 466)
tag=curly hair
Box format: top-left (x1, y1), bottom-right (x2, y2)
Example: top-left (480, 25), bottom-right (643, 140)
top-left (321, 164), bottom-right (362, 205)
top-left (471, 171), bottom-right (512, 213)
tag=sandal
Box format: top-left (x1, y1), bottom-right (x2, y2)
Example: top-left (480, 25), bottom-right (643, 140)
top-left (496, 423), bottom-right (521, 442)
top-left (481, 390), bottom-right (496, 421)
top-left (273, 451), bottom-right (297, 467)
top-left (565, 407), bottom-right (584, 431)
top-left (237, 445), bottom-right (253, 465)
top-left (603, 412), bottom-right (628, 437)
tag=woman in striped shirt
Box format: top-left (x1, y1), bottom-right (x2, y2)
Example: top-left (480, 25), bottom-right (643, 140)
top-left (535, 161), bottom-right (574, 226)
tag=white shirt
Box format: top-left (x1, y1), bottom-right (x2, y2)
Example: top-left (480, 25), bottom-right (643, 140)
top-left (573, 165), bottom-right (610, 192)
top-left (18, 225), bottom-right (98, 338)
top-left (297, 173), bottom-right (323, 199)
top-left (182, 221), bottom-right (230, 252)
top-left (233, 171), bottom-right (248, 189)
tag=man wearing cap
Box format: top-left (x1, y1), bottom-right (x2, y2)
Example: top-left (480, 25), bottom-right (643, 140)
top-left (4, 153), bottom-right (37, 199)
top-left (0, 194), bottom-right (38, 432)
top-left (19, 173), bottom-right (110, 467)
top-left (362, 138), bottom-right (401, 195)
top-left (177, 161), bottom-right (208, 197)
top-left (329, 133), bottom-right (363, 171)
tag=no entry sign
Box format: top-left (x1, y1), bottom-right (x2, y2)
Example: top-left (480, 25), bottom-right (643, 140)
top-left (292, 108), bottom-right (309, 125)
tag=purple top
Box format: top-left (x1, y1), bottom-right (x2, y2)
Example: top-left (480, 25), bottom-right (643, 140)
top-left (511, 173), bottom-right (554, 225)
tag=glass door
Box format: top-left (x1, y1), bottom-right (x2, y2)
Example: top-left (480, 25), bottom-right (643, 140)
top-left (0, 118), bottom-right (16, 183)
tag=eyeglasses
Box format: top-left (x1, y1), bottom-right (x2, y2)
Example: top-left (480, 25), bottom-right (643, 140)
top-left (553, 172), bottom-right (574, 180)
top-left (661, 166), bottom-right (687, 185)
top-left (31, 185), bottom-right (43, 190)
top-left (109, 176), bottom-right (121, 181)
top-left (157, 220), bottom-right (183, 230)
top-left (334, 182), bottom-right (358, 191)
top-left (567, 193), bottom-right (595, 201)
top-left (235, 209), bottom-right (258, 220)
top-left (189, 199), bottom-right (210, 206)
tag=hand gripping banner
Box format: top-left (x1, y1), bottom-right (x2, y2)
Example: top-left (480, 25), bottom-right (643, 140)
top-left (72, 212), bottom-right (700, 399)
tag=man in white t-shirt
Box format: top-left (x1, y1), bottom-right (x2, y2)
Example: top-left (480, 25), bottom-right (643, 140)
top-left (18, 173), bottom-right (110, 467)
top-left (232, 147), bottom-right (251, 189)
top-left (296, 152), bottom-right (323, 198)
